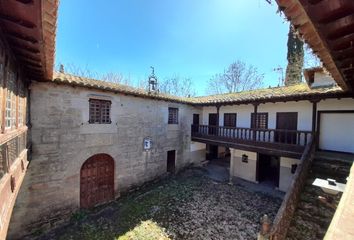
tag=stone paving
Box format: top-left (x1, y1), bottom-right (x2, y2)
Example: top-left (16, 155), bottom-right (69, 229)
top-left (36, 168), bottom-right (282, 240)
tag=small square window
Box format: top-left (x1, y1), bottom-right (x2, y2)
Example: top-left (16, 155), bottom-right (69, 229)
top-left (168, 108), bottom-right (178, 124)
top-left (89, 99), bottom-right (111, 124)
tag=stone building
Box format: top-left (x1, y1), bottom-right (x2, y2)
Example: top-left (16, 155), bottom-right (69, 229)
top-left (7, 73), bottom-right (205, 238)
top-left (0, 0), bottom-right (354, 239)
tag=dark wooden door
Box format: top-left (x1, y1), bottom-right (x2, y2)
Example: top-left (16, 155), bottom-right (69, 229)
top-left (257, 154), bottom-right (280, 187)
top-left (167, 150), bottom-right (176, 173)
top-left (224, 113), bottom-right (236, 127)
top-left (192, 114), bottom-right (200, 133)
top-left (209, 113), bottom-right (218, 135)
top-left (80, 154), bottom-right (114, 208)
top-left (206, 144), bottom-right (218, 160)
top-left (276, 112), bottom-right (298, 144)
top-left (193, 114), bottom-right (199, 125)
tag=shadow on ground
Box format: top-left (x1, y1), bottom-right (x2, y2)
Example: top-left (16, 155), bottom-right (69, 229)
top-left (36, 167), bottom-right (283, 240)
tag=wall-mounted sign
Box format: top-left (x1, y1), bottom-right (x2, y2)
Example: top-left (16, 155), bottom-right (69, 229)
top-left (143, 137), bottom-right (152, 151)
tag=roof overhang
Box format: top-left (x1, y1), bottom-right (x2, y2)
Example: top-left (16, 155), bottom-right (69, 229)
top-left (276, 0), bottom-right (354, 92)
top-left (0, 0), bottom-right (58, 80)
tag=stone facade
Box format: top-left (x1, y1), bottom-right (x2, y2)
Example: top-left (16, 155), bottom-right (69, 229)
top-left (8, 82), bottom-right (204, 238)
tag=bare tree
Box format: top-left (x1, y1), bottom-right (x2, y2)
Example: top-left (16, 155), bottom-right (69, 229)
top-left (101, 72), bottom-right (131, 85)
top-left (57, 63), bottom-right (100, 79)
top-left (56, 63), bottom-right (132, 85)
top-left (160, 76), bottom-right (196, 97)
top-left (206, 60), bottom-right (264, 94)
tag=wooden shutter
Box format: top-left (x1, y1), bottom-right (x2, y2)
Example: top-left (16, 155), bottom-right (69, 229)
top-left (224, 113), bottom-right (237, 127)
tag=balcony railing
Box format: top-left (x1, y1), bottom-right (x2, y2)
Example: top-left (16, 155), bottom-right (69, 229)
top-left (191, 124), bottom-right (313, 155)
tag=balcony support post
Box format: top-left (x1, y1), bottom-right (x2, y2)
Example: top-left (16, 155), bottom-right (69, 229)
top-left (253, 103), bottom-right (259, 140)
top-left (310, 99), bottom-right (319, 133)
top-left (216, 105), bottom-right (220, 127)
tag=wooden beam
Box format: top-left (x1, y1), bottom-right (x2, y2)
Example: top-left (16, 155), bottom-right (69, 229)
top-left (0, 13), bottom-right (36, 28)
top-left (311, 100), bottom-right (319, 133)
top-left (5, 31), bottom-right (38, 44)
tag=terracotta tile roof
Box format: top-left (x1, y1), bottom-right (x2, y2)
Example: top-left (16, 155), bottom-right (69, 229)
top-left (275, 0), bottom-right (354, 92)
top-left (193, 84), bottom-right (344, 105)
top-left (52, 72), bottom-right (345, 106)
top-left (52, 72), bottom-right (194, 104)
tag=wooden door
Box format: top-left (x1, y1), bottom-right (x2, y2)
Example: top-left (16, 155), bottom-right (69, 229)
top-left (192, 114), bottom-right (200, 133)
top-left (193, 114), bottom-right (199, 125)
top-left (276, 112), bottom-right (298, 144)
top-left (80, 154), bottom-right (114, 208)
top-left (224, 113), bottom-right (236, 127)
top-left (209, 113), bottom-right (218, 135)
top-left (257, 154), bottom-right (280, 187)
top-left (167, 150), bottom-right (176, 173)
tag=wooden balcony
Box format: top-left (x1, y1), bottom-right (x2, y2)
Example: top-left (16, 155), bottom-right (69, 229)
top-left (191, 125), bottom-right (313, 158)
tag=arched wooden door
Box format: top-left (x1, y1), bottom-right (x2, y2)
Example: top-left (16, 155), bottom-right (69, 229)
top-left (80, 154), bottom-right (114, 208)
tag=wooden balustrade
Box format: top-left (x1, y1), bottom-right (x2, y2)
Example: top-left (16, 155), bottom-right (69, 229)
top-left (191, 124), bottom-right (312, 147)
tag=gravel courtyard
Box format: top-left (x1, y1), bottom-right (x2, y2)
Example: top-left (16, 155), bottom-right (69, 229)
top-left (38, 168), bottom-right (282, 240)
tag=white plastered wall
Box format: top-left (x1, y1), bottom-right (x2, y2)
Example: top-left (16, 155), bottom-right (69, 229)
top-left (202, 102), bottom-right (313, 131)
top-left (258, 101), bottom-right (313, 131)
top-left (279, 157), bottom-right (298, 192)
top-left (230, 149), bottom-right (257, 183)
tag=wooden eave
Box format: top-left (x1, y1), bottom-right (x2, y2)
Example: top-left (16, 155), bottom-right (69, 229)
top-left (0, 0), bottom-right (58, 80)
top-left (276, 0), bottom-right (354, 92)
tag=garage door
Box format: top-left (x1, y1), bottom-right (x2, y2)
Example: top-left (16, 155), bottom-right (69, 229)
top-left (319, 113), bottom-right (354, 153)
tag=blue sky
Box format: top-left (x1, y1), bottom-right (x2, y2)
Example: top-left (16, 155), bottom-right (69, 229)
top-left (55, 0), bottom-right (290, 96)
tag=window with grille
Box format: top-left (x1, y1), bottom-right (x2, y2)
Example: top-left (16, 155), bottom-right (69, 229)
top-left (251, 112), bottom-right (268, 129)
top-left (224, 113), bottom-right (237, 127)
top-left (18, 97), bottom-right (23, 127)
top-left (5, 71), bottom-right (16, 129)
top-left (18, 81), bottom-right (25, 127)
top-left (168, 108), bottom-right (178, 124)
top-left (89, 99), bottom-right (111, 124)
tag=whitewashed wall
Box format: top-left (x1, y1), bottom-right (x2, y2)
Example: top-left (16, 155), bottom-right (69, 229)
top-left (317, 98), bottom-right (354, 111)
top-left (230, 149), bottom-right (258, 183)
top-left (258, 101), bottom-right (313, 131)
top-left (279, 157), bottom-right (298, 192)
top-left (202, 101), bottom-right (313, 131)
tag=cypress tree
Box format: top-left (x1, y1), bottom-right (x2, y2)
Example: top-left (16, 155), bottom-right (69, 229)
top-left (285, 25), bottom-right (304, 86)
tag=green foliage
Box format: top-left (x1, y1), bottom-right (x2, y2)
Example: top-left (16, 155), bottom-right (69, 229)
top-left (285, 25), bottom-right (304, 86)
top-left (71, 210), bottom-right (87, 222)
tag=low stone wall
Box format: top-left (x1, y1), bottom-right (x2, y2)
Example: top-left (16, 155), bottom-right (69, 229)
top-left (269, 138), bottom-right (316, 240)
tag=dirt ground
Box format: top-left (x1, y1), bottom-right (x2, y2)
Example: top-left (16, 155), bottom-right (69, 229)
top-left (37, 168), bottom-right (282, 240)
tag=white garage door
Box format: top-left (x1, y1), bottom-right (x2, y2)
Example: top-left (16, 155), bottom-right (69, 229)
top-left (319, 113), bottom-right (354, 153)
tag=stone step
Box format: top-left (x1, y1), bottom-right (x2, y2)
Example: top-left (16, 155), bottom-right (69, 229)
top-left (312, 161), bottom-right (350, 178)
top-left (285, 152), bottom-right (352, 240)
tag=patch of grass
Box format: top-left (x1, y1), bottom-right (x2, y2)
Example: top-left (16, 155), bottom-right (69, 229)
top-left (117, 220), bottom-right (170, 240)
top-left (71, 210), bottom-right (87, 222)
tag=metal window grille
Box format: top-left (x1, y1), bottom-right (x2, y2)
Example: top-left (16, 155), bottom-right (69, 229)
top-left (168, 108), bottom-right (178, 124)
top-left (251, 112), bottom-right (268, 129)
top-left (89, 99), bottom-right (111, 124)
